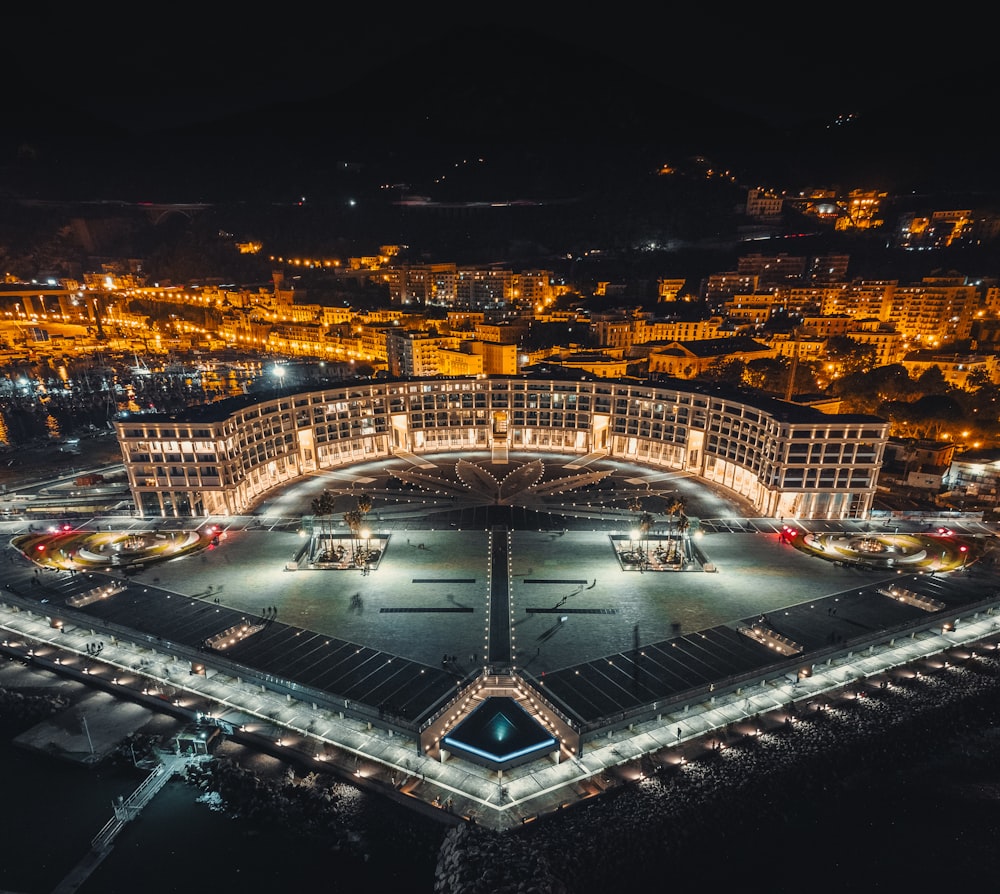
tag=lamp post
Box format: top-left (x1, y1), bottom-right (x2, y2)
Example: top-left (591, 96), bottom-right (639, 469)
top-left (81, 713), bottom-right (95, 755)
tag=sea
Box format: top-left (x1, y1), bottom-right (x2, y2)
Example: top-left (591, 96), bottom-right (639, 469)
top-left (0, 733), bottom-right (446, 894)
top-left (5, 659), bottom-right (1000, 894)
top-left (6, 711), bottom-right (1000, 894)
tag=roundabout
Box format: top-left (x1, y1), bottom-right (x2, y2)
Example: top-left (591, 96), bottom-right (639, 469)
top-left (12, 526), bottom-right (210, 572)
top-left (787, 525), bottom-right (978, 573)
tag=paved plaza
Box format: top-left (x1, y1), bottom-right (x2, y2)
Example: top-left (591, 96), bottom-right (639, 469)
top-left (3, 450), bottom-right (1000, 829)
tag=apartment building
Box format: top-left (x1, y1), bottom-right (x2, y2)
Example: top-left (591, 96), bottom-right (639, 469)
top-left (530, 351), bottom-right (630, 379)
top-left (704, 272), bottom-right (759, 302)
top-left (656, 279), bottom-right (688, 302)
top-left (386, 330), bottom-right (443, 377)
top-left (819, 281), bottom-right (896, 320)
top-left (885, 277), bottom-right (979, 345)
top-left (723, 294), bottom-right (784, 325)
top-left (468, 340), bottom-right (518, 375)
top-left (510, 270), bottom-right (556, 309)
top-left (738, 253), bottom-right (806, 284)
top-left (436, 344), bottom-right (485, 377)
top-left (899, 351), bottom-right (1000, 388)
top-left (799, 314), bottom-right (853, 338)
top-left (843, 321), bottom-right (902, 367)
top-left (455, 268), bottom-right (513, 309)
top-left (745, 189), bottom-right (784, 219)
top-left (379, 264), bottom-right (459, 306)
top-left (835, 189), bottom-right (887, 231)
top-left (114, 375), bottom-right (887, 520)
top-left (474, 321), bottom-right (528, 344)
top-left (633, 316), bottom-right (733, 346)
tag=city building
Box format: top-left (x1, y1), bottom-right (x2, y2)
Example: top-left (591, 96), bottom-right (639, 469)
top-left (744, 188), bottom-right (783, 220)
top-left (646, 336), bottom-right (774, 379)
top-left (943, 447), bottom-right (1000, 504)
top-left (885, 276), bottom-right (979, 346)
top-left (114, 374), bottom-right (888, 520)
top-left (899, 350), bottom-right (1000, 388)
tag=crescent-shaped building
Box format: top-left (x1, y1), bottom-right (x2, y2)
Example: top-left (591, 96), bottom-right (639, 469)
top-left (114, 373), bottom-right (888, 520)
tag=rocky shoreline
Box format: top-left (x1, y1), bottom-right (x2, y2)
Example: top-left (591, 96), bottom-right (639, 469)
top-left (6, 643), bottom-right (1000, 893)
top-left (156, 648), bottom-right (1000, 893)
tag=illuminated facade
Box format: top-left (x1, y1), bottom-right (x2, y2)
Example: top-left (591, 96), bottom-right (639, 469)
top-left (114, 375), bottom-right (888, 520)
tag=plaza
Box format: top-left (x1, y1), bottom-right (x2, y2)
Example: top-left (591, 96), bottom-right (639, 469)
top-left (3, 450), bottom-right (1000, 830)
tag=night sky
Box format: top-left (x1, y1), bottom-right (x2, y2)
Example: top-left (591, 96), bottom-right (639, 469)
top-left (4, 11), bottom-right (996, 201)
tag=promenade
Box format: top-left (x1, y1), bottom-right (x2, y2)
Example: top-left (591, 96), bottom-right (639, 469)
top-left (2, 450), bottom-right (999, 831)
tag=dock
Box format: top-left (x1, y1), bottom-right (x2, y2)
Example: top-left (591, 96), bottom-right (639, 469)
top-left (50, 752), bottom-right (195, 894)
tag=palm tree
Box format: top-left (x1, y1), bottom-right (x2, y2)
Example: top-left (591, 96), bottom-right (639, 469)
top-left (637, 511), bottom-right (656, 563)
top-left (311, 490), bottom-right (337, 555)
top-left (355, 494), bottom-right (374, 562)
top-left (665, 497), bottom-right (686, 562)
top-left (673, 512), bottom-right (690, 564)
top-left (665, 497), bottom-right (685, 526)
top-left (343, 509), bottom-right (363, 563)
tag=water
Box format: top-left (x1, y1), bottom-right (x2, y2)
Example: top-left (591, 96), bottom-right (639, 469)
top-left (81, 777), bottom-right (444, 894)
top-left (5, 686), bottom-right (1000, 894)
top-left (0, 737), bottom-right (147, 894)
top-left (0, 735), bottom-right (445, 894)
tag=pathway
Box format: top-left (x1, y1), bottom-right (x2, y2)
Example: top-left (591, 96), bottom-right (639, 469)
top-left (50, 752), bottom-right (196, 894)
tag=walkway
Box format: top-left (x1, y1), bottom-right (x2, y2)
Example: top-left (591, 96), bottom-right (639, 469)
top-left (50, 752), bottom-right (196, 894)
top-left (487, 527), bottom-right (512, 666)
top-left (4, 562), bottom-right (1000, 830)
top-left (1, 449), bottom-right (996, 832)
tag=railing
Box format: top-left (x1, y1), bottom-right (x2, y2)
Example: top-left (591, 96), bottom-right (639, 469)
top-left (561, 594), bottom-right (1000, 740)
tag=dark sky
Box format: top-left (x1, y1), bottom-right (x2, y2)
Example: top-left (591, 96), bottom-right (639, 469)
top-left (5, 10), bottom-right (995, 201)
top-left (15, 9), bottom-right (967, 133)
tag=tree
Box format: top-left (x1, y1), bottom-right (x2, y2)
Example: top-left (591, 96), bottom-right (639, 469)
top-left (879, 400), bottom-right (921, 439)
top-left (744, 357), bottom-right (797, 395)
top-left (636, 511), bottom-right (656, 562)
top-left (665, 497), bottom-right (685, 526)
top-left (343, 509), bottom-right (363, 563)
top-left (915, 366), bottom-right (950, 396)
top-left (665, 497), bottom-right (687, 562)
top-left (355, 494), bottom-right (374, 562)
top-left (311, 490), bottom-right (337, 553)
top-left (908, 393), bottom-right (966, 440)
top-left (955, 369), bottom-right (1000, 444)
top-left (703, 357), bottom-right (747, 387)
top-left (824, 335), bottom-right (877, 377)
top-left (833, 364), bottom-right (916, 414)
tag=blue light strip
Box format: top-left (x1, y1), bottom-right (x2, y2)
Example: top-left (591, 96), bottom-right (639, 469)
top-left (442, 735), bottom-right (557, 764)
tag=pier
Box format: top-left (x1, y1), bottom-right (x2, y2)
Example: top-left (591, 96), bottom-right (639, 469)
top-left (50, 752), bottom-right (194, 894)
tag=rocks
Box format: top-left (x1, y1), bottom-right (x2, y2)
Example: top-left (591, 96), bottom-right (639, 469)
top-left (434, 824), bottom-right (569, 894)
top-left (0, 686), bottom-right (70, 731)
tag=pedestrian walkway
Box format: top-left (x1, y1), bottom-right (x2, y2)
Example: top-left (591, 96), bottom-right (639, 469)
top-left (4, 586), bottom-right (1000, 830)
top-left (2, 454), bottom-right (997, 832)
top-left (50, 752), bottom-right (197, 894)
